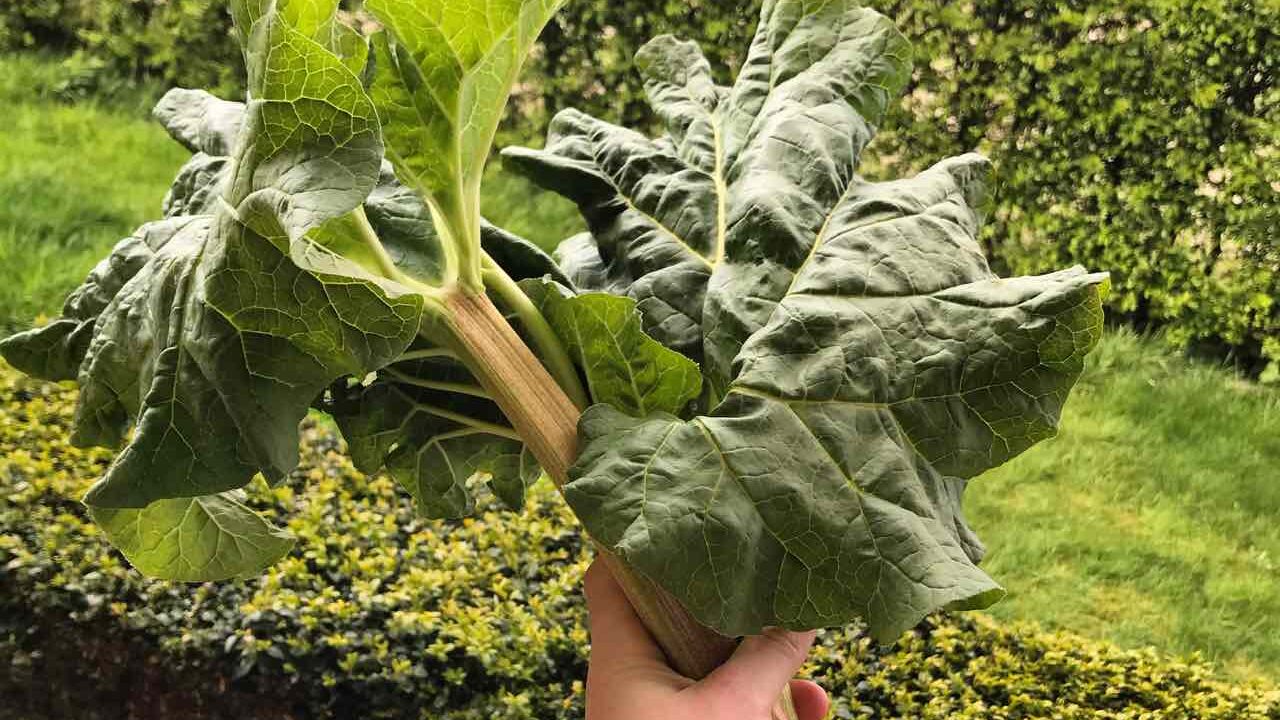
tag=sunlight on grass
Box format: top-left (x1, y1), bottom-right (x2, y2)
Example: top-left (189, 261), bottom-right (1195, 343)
top-left (0, 55), bottom-right (186, 334)
top-left (970, 329), bottom-right (1280, 681)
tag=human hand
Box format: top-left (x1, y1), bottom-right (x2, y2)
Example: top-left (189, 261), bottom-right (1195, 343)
top-left (584, 560), bottom-right (830, 720)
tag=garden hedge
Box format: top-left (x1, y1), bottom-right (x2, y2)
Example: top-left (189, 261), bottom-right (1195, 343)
top-left (0, 1), bottom-right (243, 99)
top-left (2, 362), bottom-right (1278, 719)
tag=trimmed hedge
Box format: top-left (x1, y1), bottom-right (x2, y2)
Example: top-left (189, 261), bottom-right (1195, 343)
top-left (2, 362), bottom-right (1279, 719)
top-left (877, 0), bottom-right (1279, 379)
top-left (0, 1), bottom-right (242, 100)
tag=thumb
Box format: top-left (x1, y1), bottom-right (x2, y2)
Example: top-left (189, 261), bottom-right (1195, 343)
top-left (695, 628), bottom-right (817, 713)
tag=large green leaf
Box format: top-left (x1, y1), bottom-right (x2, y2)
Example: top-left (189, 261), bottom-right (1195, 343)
top-left (153, 87), bottom-right (245, 157)
top-left (69, 216), bottom-right (268, 503)
top-left (90, 492), bottom-right (294, 582)
top-left (330, 273), bottom-right (697, 518)
top-left (6, 84), bottom-right (246, 381)
top-left (0, 3), bottom-right (423, 517)
top-left (3, 74), bottom-right (567, 524)
top-left (393, 430), bottom-right (539, 518)
top-left (514, 0), bottom-right (1109, 640)
top-left (0, 229), bottom-right (155, 382)
top-left (328, 357), bottom-right (540, 519)
top-left (152, 89), bottom-right (240, 219)
top-left (149, 88), bottom-right (561, 290)
top-left (523, 279), bottom-right (702, 417)
top-left (571, 261), bottom-right (1104, 640)
top-left (0, 0), bottom-right (580, 580)
top-left (503, 112), bottom-right (716, 361)
top-left (365, 0), bottom-right (566, 261)
top-left (504, 0), bottom-right (911, 390)
top-left (104, 2), bottom-right (414, 510)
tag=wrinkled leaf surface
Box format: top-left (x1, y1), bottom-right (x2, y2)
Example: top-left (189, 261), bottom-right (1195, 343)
top-left (512, 0), bottom-right (1109, 639)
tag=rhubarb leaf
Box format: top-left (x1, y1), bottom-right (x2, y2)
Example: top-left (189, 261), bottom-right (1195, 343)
top-left (90, 492), bottom-right (294, 582)
top-left (0, 229), bottom-right (156, 382)
top-left (515, 0), bottom-right (1109, 640)
top-left (2, 66), bottom-right (568, 519)
top-left (503, 113), bottom-right (715, 361)
top-left (392, 431), bottom-right (539, 518)
top-left (328, 359), bottom-right (540, 518)
top-left (570, 263), bottom-right (1105, 641)
top-left (0, 2), bottom-right (428, 513)
top-left (153, 88), bottom-right (244, 157)
top-left (504, 0), bottom-right (913, 394)
top-left (365, 0), bottom-right (566, 259)
top-left (524, 280), bottom-right (702, 417)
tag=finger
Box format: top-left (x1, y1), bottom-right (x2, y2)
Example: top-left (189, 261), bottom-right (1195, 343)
top-left (788, 679), bottom-right (830, 720)
top-left (698, 628), bottom-right (817, 712)
top-left (584, 559), bottom-right (668, 668)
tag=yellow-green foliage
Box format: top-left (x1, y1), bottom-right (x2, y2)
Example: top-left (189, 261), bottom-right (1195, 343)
top-left (1, 366), bottom-right (591, 719)
top-left (811, 617), bottom-right (1280, 719)
top-left (2, 363), bottom-right (1277, 719)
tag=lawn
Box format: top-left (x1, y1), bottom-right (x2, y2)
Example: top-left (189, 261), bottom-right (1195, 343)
top-left (1, 53), bottom-right (1276, 683)
top-left (970, 331), bottom-right (1280, 681)
top-left (0, 55), bottom-right (187, 336)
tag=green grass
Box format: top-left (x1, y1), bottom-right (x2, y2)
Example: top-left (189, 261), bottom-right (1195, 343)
top-left (483, 164), bottom-right (584, 249)
top-left (971, 330), bottom-right (1280, 681)
top-left (1, 54), bottom-right (1276, 684)
top-left (0, 54), bottom-right (186, 335)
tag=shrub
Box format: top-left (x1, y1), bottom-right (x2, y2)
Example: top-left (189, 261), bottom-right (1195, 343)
top-left (2, 362), bottom-right (1277, 719)
top-left (526, 1), bottom-right (756, 130)
top-left (877, 0), bottom-right (1279, 379)
top-left (0, 1), bottom-right (242, 100)
top-left (0, 0), bottom-right (80, 50)
top-left (0, 363), bottom-right (592, 720)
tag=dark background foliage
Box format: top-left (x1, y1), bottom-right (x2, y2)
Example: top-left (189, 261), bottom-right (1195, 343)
top-left (0, 0), bottom-right (243, 98)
